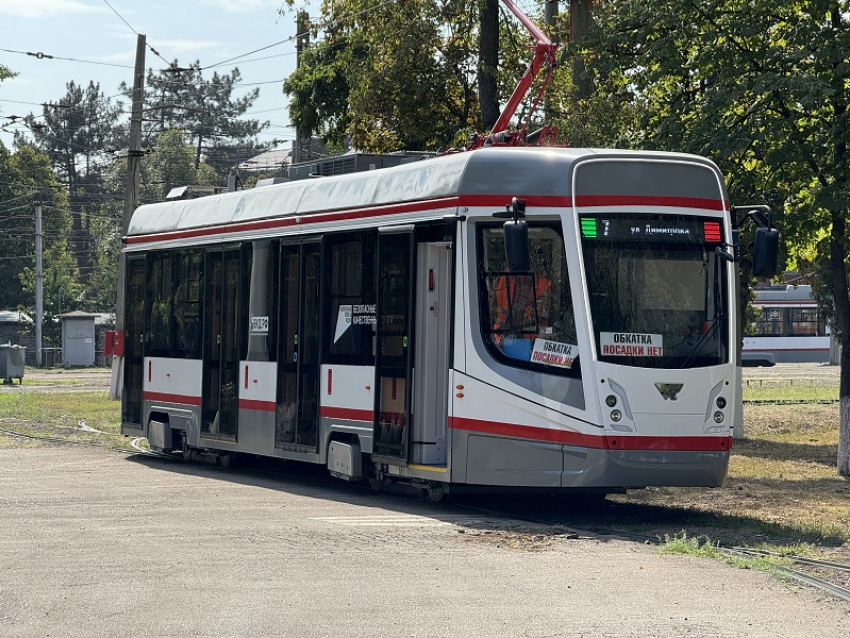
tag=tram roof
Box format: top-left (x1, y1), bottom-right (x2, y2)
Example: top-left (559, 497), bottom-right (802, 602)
top-left (127, 147), bottom-right (724, 238)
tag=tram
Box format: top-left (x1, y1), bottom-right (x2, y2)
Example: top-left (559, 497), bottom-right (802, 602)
top-left (742, 285), bottom-right (829, 365)
top-left (118, 146), bottom-right (777, 498)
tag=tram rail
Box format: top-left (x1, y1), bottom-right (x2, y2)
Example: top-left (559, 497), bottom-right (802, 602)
top-left (0, 422), bottom-right (169, 458)
top-left (743, 399), bottom-right (838, 405)
top-left (451, 498), bottom-right (850, 605)
top-left (721, 547), bottom-right (850, 603)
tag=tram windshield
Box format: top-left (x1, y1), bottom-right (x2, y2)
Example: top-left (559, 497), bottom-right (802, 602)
top-left (580, 214), bottom-right (730, 369)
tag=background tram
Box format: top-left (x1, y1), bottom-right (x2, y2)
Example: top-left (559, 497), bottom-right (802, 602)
top-left (742, 284), bottom-right (830, 366)
top-left (119, 146), bottom-right (776, 499)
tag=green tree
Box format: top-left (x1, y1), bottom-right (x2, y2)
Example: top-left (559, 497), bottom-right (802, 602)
top-left (139, 128), bottom-right (218, 202)
top-left (133, 62), bottom-right (270, 178)
top-left (0, 145), bottom-right (72, 310)
top-left (284, 0), bottom-right (489, 152)
top-left (283, 32), bottom-right (353, 152)
top-left (284, 0), bottom-right (596, 153)
top-left (584, 0), bottom-right (850, 475)
top-left (16, 81), bottom-right (124, 283)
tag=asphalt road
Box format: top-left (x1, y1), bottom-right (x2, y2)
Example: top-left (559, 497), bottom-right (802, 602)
top-left (0, 446), bottom-right (847, 638)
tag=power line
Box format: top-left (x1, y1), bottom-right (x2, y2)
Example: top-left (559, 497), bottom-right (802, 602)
top-left (0, 47), bottom-right (133, 70)
top-left (203, 0), bottom-right (397, 71)
top-left (101, 0), bottom-right (173, 69)
top-left (203, 38), bottom-right (296, 71)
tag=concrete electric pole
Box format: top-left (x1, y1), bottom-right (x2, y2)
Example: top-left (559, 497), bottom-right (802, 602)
top-left (294, 11), bottom-right (310, 165)
top-left (111, 33), bottom-right (146, 399)
top-left (33, 191), bottom-right (43, 368)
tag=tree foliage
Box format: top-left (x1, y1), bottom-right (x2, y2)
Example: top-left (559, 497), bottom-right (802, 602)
top-left (0, 144), bottom-right (74, 327)
top-left (134, 62), bottom-right (270, 175)
top-left (583, 0), bottom-right (850, 475)
top-left (138, 128), bottom-right (219, 202)
top-left (15, 81), bottom-right (124, 283)
top-left (0, 63), bottom-right (14, 83)
top-left (284, 0), bottom-right (564, 152)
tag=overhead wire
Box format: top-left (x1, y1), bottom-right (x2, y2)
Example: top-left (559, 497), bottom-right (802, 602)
top-left (202, 0), bottom-right (398, 70)
top-left (0, 48), bottom-right (133, 70)
top-left (101, 0), bottom-right (174, 69)
top-left (2, 2), bottom-right (352, 194)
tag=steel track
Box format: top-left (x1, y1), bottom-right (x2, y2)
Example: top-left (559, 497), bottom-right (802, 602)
top-left (742, 399), bottom-right (838, 405)
top-left (0, 423), bottom-right (169, 458)
top-left (451, 499), bottom-right (850, 604)
top-left (721, 547), bottom-right (850, 603)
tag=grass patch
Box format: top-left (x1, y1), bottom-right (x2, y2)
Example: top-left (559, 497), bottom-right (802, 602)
top-left (604, 382), bottom-right (850, 576)
top-left (0, 391), bottom-right (126, 451)
top-left (15, 367), bottom-right (112, 387)
top-left (742, 380), bottom-right (838, 402)
top-left (659, 533), bottom-right (790, 575)
top-left (659, 533), bottom-right (726, 559)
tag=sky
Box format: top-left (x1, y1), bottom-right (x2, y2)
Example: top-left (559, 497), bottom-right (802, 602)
top-left (0, 0), bottom-right (301, 151)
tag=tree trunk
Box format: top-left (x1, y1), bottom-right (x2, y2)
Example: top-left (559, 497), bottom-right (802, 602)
top-left (195, 133), bottom-right (203, 170)
top-left (568, 0), bottom-right (594, 99)
top-left (829, 208), bottom-right (850, 476)
top-left (839, 336), bottom-right (850, 476)
top-left (478, 0), bottom-right (500, 131)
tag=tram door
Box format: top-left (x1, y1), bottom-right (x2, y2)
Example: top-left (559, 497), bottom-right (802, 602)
top-left (373, 231), bottom-right (414, 459)
top-left (411, 242), bottom-right (451, 465)
top-left (121, 256), bottom-right (146, 428)
top-left (201, 248), bottom-right (240, 438)
top-left (275, 242), bottom-right (321, 450)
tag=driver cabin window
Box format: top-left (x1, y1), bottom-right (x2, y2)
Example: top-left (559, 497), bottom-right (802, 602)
top-left (478, 222), bottom-right (580, 375)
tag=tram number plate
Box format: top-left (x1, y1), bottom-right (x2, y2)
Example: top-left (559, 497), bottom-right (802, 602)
top-left (250, 316), bottom-right (269, 335)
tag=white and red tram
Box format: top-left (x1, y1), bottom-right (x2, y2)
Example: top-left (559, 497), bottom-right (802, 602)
top-left (120, 147), bottom-right (769, 498)
top-left (742, 285), bottom-right (829, 365)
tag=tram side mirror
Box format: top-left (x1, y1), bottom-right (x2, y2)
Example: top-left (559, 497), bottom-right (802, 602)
top-left (504, 219), bottom-right (531, 273)
top-left (752, 226), bottom-right (779, 278)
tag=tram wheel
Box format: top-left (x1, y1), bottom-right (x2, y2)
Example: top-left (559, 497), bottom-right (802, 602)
top-left (181, 437), bottom-right (193, 461)
top-left (218, 452), bottom-right (235, 469)
top-left (425, 483), bottom-right (448, 503)
top-left (367, 476), bottom-right (385, 491)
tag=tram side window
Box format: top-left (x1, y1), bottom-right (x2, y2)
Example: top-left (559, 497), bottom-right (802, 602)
top-left (754, 307), bottom-right (784, 336)
top-left (325, 232), bottom-right (376, 366)
top-left (172, 249), bottom-right (203, 359)
top-left (145, 250), bottom-right (204, 359)
top-left (478, 222), bottom-right (580, 376)
top-left (788, 308), bottom-right (825, 336)
top-left (146, 252), bottom-right (173, 357)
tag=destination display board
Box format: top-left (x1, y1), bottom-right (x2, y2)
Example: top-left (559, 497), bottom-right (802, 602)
top-left (580, 215), bottom-right (722, 245)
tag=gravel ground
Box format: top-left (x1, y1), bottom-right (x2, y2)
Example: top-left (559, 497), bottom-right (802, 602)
top-left (742, 361), bottom-right (840, 385)
top-left (0, 446), bottom-right (848, 638)
top-left (3, 368), bottom-right (113, 393)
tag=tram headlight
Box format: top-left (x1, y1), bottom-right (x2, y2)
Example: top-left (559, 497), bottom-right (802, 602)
top-left (610, 409), bottom-right (622, 423)
top-left (716, 397), bottom-right (727, 409)
top-left (713, 411), bottom-right (724, 424)
top-left (605, 395), bottom-right (618, 408)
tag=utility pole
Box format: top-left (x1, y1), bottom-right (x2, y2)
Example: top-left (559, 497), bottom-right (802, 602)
top-left (545, 0), bottom-right (559, 44)
top-left (568, 0), bottom-right (594, 99)
top-left (294, 11), bottom-right (310, 165)
top-left (111, 33), bottom-right (146, 400)
top-left (33, 191), bottom-right (43, 368)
